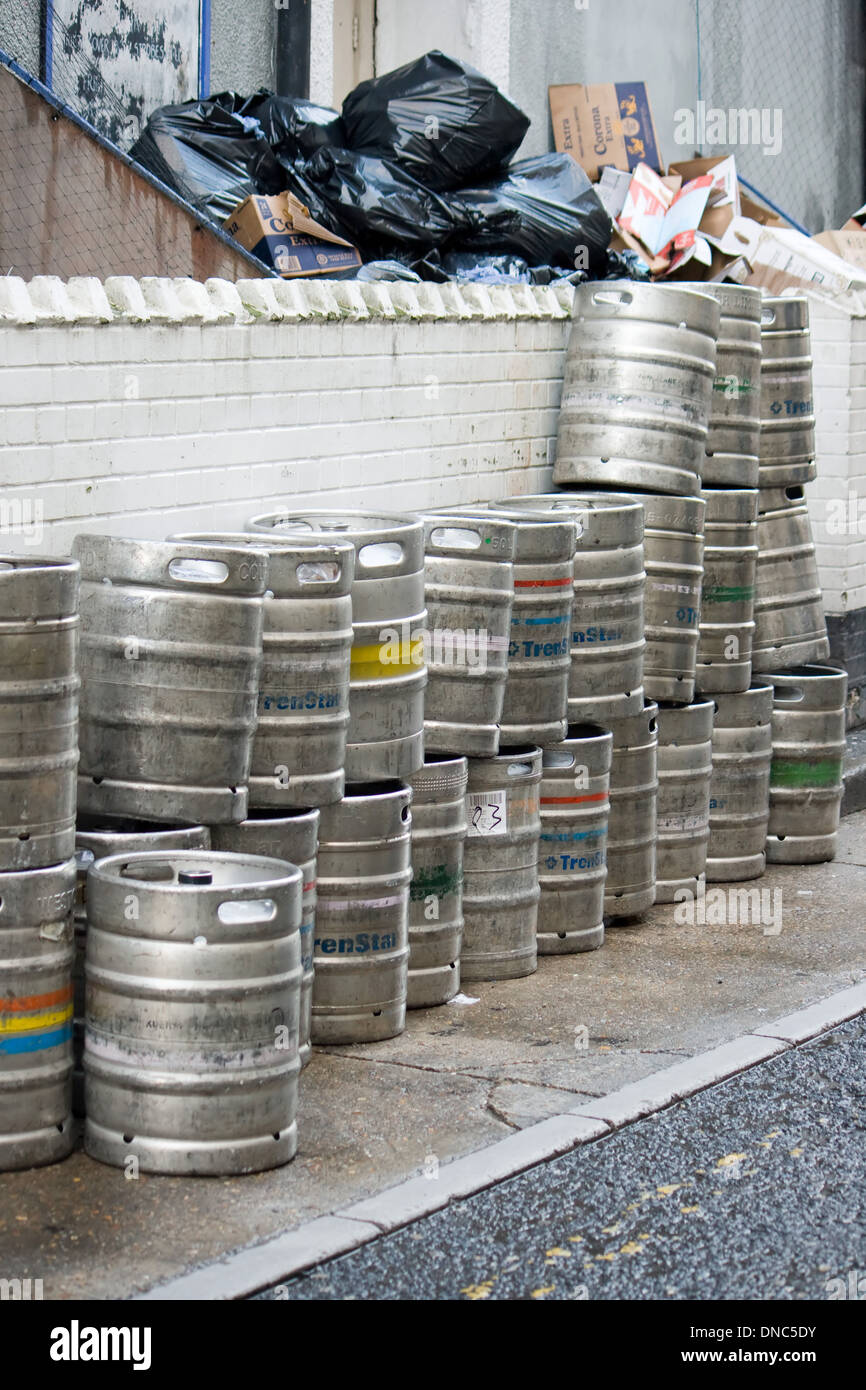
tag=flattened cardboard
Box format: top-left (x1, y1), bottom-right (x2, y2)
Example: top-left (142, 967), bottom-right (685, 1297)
top-left (224, 192), bottom-right (362, 277)
top-left (813, 230), bottom-right (866, 275)
top-left (720, 217), bottom-right (866, 295)
top-left (549, 81), bottom-right (662, 181)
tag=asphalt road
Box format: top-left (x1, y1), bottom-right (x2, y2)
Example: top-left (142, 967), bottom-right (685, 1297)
top-left (259, 1013), bottom-right (866, 1301)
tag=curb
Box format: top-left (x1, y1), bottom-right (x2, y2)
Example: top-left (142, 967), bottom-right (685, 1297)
top-left (133, 979), bottom-right (866, 1302)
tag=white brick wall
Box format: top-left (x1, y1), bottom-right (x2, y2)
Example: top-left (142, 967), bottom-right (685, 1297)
top-left (0, 273), bottom-right (861, 625)
top-left (0, 275), bottom-right (571, 556)
top-left (806, 289), bottom-right (866, 616)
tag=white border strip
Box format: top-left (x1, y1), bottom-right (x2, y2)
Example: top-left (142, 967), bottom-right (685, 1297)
top-left (134, 980), bottom-right (866, 1301)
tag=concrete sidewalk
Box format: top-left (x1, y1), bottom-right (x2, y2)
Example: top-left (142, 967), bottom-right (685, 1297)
top-left (2, 813), bottom-right (865, 1301)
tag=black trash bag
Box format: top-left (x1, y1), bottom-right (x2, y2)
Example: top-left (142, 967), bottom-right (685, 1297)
top-left (341, 50), bottom-right (529, 192)
top-left (442, 251), bottom-right (532, 284)
top-left (286, 147), bottom-right (470, 257)
top-left (240, 90), bottom-right (347, 163)
top-left (449, 153), bottom-right (612, 272)
top-left (130, 92), bottom-right (284, 222)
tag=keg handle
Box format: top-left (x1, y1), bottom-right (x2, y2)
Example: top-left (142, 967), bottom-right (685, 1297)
top-left (118, 860), bottom-right (175, 882)
top-left (427, 526), bottom-right (483, 552)
top-left (167, 557), bottom-right (230, 585)
top-left (296, 559), bottom-right (342, 585)
top-left (358, 541), bottom-right (404, 569)
top-left (507, 761), bottom-right (533, 776)
top-left (218, 899), bottom-right (278, 924)
top-left (592, 289), bottom-right (633, 307)
top-left (542, 750), bottom-right (575, 768)
top-left (772, 685), bottom-right (805, 702)
top-left (761, 306), bottom-right (778, 326)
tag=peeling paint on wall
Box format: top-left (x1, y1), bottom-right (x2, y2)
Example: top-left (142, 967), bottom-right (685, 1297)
top-left (49, 0), bottom-right (201, 148)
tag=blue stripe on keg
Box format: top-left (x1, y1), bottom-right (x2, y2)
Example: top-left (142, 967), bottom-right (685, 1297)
top-left (0, 1021), bottom-right (73, 1055)
top-left (512, 615), bottom-right (570, 626)
top-left (540, 829), bottom-right (603, 842)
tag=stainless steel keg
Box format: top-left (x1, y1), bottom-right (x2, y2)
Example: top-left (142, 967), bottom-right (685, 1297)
top-left (0, 858), bottom-right (77, 1171)
top-left (575, 491), bottom-right (705, 703)
top-left (421, 514), bottom-right (516, 756)
top-left (752, 486), bottom-right (829, 671)
top-left (499, 493), bottom-right (646, 722)
top-left (210, 808), bottom-right (319, 1068)
top-left (695, 487), bottom-right (758, 693)
top-left (247, 511), bottom-right (426, 781)
top-left (73, 536), bottom-right (267, 825)
top-left (313, 782), bottom-right (411, 1044)
top-left (655, 699), bottom-right (714, 902)
top-left (604, 701), bottom-right (658, 921)
top-left (0, 556), bottom-right (80, 870)
top-left (462, 746), bottom-right (542, 981)
top-left (759, 296), bottom-right (816, 486)
top-left (84, 850), bottom-right (302, 1175)
top-left (171, 531), bottom-right (353, 809)
top-left (406, 756), bottom-right (468, 1008)
top-left (765, 664), bottom-right (847, 864)
top-left (537, 724), bottom-right (612, 954)
top-left (445, 505), bottom-right (575, 745)
top-left (73, 817), bottom-right (210, 1117)
top-left (553, 280), bottom-right (719, 496)
top-left (673, 282), bottom-right (762, 488)
top-left (705, 683), bottom-right (774, 882)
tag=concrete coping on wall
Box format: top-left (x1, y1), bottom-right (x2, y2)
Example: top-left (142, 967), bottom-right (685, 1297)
top-left (0, 274), bottom-right (576, 327)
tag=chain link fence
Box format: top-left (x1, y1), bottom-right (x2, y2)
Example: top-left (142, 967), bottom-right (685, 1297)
top-left (695, 0), bottom-right (865, 231)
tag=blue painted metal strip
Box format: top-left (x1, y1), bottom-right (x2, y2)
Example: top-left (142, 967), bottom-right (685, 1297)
top-left (0, 1022), bottom-right (72, 1056)
top-left (199, 0), bottom-right (211, 99)
top-left (739, 175), bottom-right (809, 235)
top-left (43, 0), bottom-right (54, 89)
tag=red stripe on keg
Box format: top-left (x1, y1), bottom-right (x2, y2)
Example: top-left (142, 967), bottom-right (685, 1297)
top-left (1, 984), bottom-right (73, 1013)
top-left (540, 793), bottom-right (607, 805)
top-left (514, 577), bottom-right (573, 588)
top-left (303, 880), bottom-right (316, 893)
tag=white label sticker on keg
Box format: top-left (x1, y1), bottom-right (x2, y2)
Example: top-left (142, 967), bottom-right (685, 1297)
top-left (657, 814), bottom-right (709, 832)
top-left (467, 792), bottom-right (508, 836)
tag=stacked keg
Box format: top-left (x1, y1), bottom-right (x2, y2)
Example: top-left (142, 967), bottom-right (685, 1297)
top-left (753, 298), bottom-right (829, 672)
top-left (544, 278), bottom-right (723, 919)
top-left (419, 509), bottom-right (555, 980)
top-left (673, 283), bottom-right (765, 888)
top-left (0, 557), bottom-right (80, 1172)
top-left (751, 299), bottom-right (844, 867)
top-left (247, 511), bottom-right (427, 1041)
top-left (68, 534), bottom-right (303, 1173)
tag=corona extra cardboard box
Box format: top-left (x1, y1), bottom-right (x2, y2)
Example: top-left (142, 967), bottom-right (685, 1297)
top-left (549, 82), bottom-right (662, 182)
top-left (224, 192), bottom-right (361, 277)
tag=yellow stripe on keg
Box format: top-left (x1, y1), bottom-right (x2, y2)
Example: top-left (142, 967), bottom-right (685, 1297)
top-left (0, 1002), bottom-right (74, 1035)
top-left (350, 640), bottom-right (424, 680)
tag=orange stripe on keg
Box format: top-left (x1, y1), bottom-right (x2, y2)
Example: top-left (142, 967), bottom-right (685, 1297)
top-left (540, 793), bottom-right (607, 805)
top-left (514, 577), bottom-right (573, 588)
top-left (1, 984), bottom-right (73, 1013)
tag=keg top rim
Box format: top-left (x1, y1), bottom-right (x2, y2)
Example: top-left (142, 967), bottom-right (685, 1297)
top-left (87, 849), bottom-right (303, 892)
top-left (246, 510), bottom-right (422, 538)
top-left (766, 664), bottom-right (848, 680)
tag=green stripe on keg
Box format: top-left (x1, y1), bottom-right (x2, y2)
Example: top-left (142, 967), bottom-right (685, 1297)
top-left (770, 758), bottom-right (843, 788)
top-left (702, 584), bottom-right (755, 604)
top-left (409, 865), bottom-right (463, 900)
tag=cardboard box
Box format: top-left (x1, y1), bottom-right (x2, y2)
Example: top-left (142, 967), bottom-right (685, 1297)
top-left (549, 82), bottom-right (662, 181)
top-left (223, 192), bottom-right (362, 277)
top-left (719, 217), bottom-right (866, 295)
top-left (813, 230), bottom-right (866, 275)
